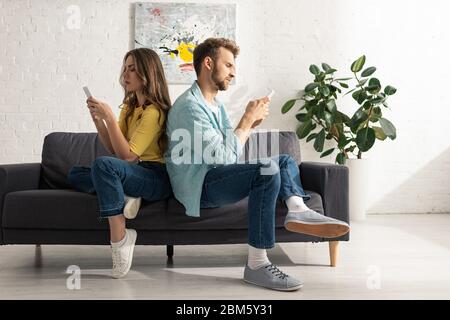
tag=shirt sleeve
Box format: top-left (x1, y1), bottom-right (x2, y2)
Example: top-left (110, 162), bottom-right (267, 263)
top-left (117, 105), bottom-right (128, 137)
top-left (128, 107), bottom-right (163, 157)
top-left (178, 102), bottom-right (243, 165)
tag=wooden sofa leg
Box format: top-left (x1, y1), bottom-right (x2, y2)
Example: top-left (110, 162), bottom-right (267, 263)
top-left (167, 245), bottom-right (174, 258)
top-left (329, 241), bottom-right (339, 267)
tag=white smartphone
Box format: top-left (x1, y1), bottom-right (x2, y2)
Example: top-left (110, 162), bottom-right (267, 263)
top-left (83, 86), bottom-right (92, 98)
top-left (267, 89), bottom-right (275, 100)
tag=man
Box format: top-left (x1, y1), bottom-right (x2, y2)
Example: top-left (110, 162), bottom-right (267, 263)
top-left (165, 38), bottom-right (350, 291)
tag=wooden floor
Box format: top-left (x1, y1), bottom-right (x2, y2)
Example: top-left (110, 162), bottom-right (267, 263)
top-left (0, 214), bottom-right (449, 299)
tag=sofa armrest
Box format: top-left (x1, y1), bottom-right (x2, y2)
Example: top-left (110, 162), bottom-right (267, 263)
top-left (0, 163), bottom-right (41, 244)
top-left (299, 161), bottom-right (349, 223)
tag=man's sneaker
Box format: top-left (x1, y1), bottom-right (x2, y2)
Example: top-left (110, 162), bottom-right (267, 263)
top-left (111, 229), bottom-right (137, 279)
top-left (284, 209), bottom-right (350, 238)
top-left (123, 195), bottom-right (141, 219)
top-left (243, 264), bottom-right (303, 291)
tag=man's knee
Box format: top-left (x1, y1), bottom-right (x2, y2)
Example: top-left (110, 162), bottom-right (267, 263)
top-left (254, 160), bottom-right (281, 188)
top-left (277, 154), bottom-right (297, 168)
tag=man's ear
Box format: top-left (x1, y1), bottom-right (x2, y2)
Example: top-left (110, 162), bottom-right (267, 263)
top-left (204, 56), bottom-right (213, 71)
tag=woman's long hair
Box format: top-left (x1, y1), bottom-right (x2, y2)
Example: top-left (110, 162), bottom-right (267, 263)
top-left (119, 48), bottom-right (171, 153)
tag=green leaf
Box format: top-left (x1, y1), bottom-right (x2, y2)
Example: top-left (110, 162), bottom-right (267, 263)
top-left (356, 127), bottom-right (376, 152)
top-left (320, 148), bottom-right (335, 158)
top-left (335, 77), bottom-right (353, 81)
top-left (330, 85), bottom-right (341, 94)
top-left (316, 73), bottom-right (326, 81)
top-left (336, 152), bottom-right (346, 165)
top-left (352, 90), bottom-right (368, 104)
top-left (324, 111), bottom-right (334, 128)
top-left (368, 78), bottom-right (381, 87)
top-left (309, 64), bottom-right (320, 75)
top-left (325, 68), bottom-right (337, 74)
top-left (326, 99), bottom-right (337, 113)
top-left (358, 78), bottom-right (368, 86)
top-left (373, 126), bottom-right (387, 140)
top-left (338, 134), bottom-right (349, 148)
top-left (339, 82), bottom-right (349, 88)
top-left (351, 55), bottom-right (366, 73)
top-left (295, 113), bottom-right (308, 122)
top-left (296, 120), bottom-right (314, 139)
top-left (336, 111), bottom-right (351, 124)
top-left (319, 85), bottom-right (330, 96)
top-left (361, 67), bottom-right (376, 77)
top-left (344, 87), bottom-right (357, 96)
top-left (313, 129), bottom-right (326, 152)
top-left (379, 118), bottom-right (397, 139)
top-left (384, 85), bottom-right (397, 95)
top-left (306, 133), bottom-right (318, 142)
top-left (349, 107), bottom-right (369, 127)
top-left (305, 82), bottom-right (319, 92)
top-left (281, 99), bottom-right (297, 114)
top-left (362, 101), bottom-right (372, 110)
top-left (322, 63), bottom-right (331, 71)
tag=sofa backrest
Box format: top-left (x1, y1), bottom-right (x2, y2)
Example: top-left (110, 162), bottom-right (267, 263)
top-left (40, 131), bottom-right (301, 189)
top-left (40, 132), bottom-right (113, 189)
top-left (240, 130), bottom-right (301, 164)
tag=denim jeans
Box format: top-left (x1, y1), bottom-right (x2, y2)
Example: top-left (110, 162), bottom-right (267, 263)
top-left (68, 156), bottom-right (173, 218)
top-left (200, 154), bottom-right (310, 249)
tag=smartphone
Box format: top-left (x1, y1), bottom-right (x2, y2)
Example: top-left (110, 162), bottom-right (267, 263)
top-left (83, 86), bottom-right (92, 98)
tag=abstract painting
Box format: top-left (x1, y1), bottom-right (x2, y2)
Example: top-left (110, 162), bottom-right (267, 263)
top-left (134, 2), bottom-right (236, 84)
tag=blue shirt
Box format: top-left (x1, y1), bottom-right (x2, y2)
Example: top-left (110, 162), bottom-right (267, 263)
top-left (165, 81), bottom-right (243, 217)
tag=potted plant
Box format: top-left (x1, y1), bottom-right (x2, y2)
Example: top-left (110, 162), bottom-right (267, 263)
top-left (281, 55), bottom-right (397, 220)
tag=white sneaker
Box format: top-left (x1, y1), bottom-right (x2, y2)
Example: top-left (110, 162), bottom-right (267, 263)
top-left (111, 229), bottom-right (137, 279)
top-left (123, 195), bottom-right (141, 219)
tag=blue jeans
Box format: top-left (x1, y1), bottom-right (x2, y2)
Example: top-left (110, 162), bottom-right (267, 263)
top-left (200, 154), bottom-right (310, 249)
top-left (68, 156), bottom-right (173, 218)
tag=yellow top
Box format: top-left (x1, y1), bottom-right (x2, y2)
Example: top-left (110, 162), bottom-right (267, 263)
top-left (118, 103), bottom-right (165, 163)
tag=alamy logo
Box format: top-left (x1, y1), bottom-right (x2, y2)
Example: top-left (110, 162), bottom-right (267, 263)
top-left (366, 265), bottom-right (381, 290)
top-left (168, 129), bottom-right (281, 175)
top-left (66, 265), bottom-right (81, 290)
top-left (66, 5), bottom-right (81, 30)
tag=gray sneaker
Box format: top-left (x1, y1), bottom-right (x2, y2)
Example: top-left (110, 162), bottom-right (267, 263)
top-left (284, 209), bottom-right (350, 238)
top-left (243, 264), bottom-right (303, 291)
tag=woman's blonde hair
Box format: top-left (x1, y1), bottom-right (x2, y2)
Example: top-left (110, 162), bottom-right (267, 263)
top-left (119, 48), bottom-right (171, 152)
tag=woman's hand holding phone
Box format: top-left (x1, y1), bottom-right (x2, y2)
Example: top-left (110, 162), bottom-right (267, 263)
top-left (83, 87), bottom-right (113, 122)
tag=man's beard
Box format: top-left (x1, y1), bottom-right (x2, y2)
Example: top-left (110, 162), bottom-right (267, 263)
top-left (211, 68), bottom-right (229, 91)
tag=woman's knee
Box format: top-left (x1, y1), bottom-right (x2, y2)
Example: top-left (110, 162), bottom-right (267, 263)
top-left (92, 156), bottom-right (118, 172)
top-left (67, 166), bottom-right (86, 184)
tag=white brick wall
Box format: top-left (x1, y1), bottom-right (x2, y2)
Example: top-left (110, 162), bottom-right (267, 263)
top-left (1, 0), bottom-right (450, 214)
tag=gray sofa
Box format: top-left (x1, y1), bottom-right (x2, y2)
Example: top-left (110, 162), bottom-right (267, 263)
top-left (0, 131), bottom-right (349, 266)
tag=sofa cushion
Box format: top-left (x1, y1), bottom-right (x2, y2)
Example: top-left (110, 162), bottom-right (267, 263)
top-left (40, 132), bottom-right (113, 189)
top-left (165, 190), bottom-right (323, 230)
top-left (2, 189), bottom-right (323, 231)
top-left (2, 190), bottom-right (167, 230)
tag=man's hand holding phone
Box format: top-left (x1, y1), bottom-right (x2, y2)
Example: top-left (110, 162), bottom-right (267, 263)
top-left (249, 89), bottom-right (274, 129)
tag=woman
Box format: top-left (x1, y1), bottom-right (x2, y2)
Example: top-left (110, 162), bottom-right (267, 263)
top-left (68, 48), bottom-right (172, 278)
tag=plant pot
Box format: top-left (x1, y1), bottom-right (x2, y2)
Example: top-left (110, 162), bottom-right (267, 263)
top-left (346, 158), bottom-right (370, 221)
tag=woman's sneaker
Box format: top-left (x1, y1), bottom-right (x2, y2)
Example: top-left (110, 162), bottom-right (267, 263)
top-left (123, 195), bottom-right (141, 219)
top-left (111, 229), bottom-right (137, 279)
